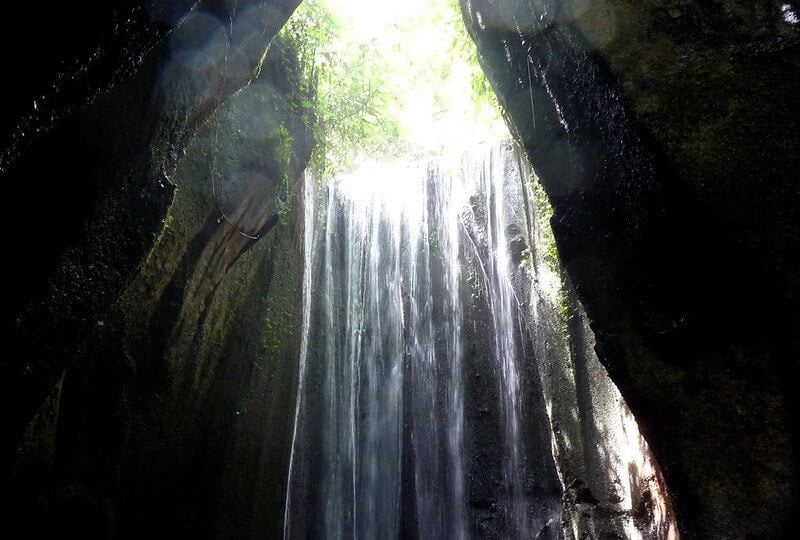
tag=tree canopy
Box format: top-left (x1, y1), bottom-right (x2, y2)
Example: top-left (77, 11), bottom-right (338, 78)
top-left (281, 0), bottom-right (504, 176)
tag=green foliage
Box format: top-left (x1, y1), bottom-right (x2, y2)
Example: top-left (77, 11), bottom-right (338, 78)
top-left (280, 0), bottom-right (502, 176)
top-left (282, 0), bottom-right (400, 176)
top-left (443, 0), bottom-right (500, 113)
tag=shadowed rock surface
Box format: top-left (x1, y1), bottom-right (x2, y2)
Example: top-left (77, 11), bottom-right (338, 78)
top-left (1, 1), bottom-right (308, 536)
top-left (462, 0), bottom-right (799, 536)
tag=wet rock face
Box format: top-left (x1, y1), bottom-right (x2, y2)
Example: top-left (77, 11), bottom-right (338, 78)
top-left (1, 1), bottom-right (307, 536)
top-left (462, 0), bottom-right (799, 536)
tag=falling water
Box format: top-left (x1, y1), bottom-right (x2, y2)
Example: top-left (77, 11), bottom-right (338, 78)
top-left (479, 149), bottom-right (527, 536)
top-left (284, 144), bottom-right (566, 539)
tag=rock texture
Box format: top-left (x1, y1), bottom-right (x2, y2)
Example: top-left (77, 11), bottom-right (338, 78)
top-left (502, 144), bottom-right (676, 538)
top-left (462, 0), bottom-right (799, 536)
top-left (1, 1), bottom-right (309, 536)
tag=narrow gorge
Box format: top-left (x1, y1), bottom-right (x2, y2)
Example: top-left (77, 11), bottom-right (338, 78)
top-left (1, 1), bottom-right (797, 538)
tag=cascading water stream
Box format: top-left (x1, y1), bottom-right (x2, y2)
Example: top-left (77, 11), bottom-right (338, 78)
top-left (406, 166), bottom-right (467, 538)
top-left (284, 143), bottom-right (561, 539)
top-left (480, 152), bottom-right (527, 536)
top-left (285, 140), bottom-right (678, 538)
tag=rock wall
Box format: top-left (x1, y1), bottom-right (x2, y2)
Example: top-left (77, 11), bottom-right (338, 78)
top-left (496, 143), bottom-right (676, 538)
top-left (462, 0), bottom-right (799, 535)
top-left (1, 2), bottom-right (310, 536)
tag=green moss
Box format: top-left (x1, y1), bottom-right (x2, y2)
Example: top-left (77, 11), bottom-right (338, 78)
top-left (556, 288), bottom-right (572, 330)
top-left (274, 123), bottom-right (293, 173)
top-left (526, 176), bottom-right (572, 333)
top-left (530, 178), bottom-right (561, 272)
top-left (246, 207), bottom-right (300, 374)
top-left (140, 193), bottom-right (177, 271)
top-left (272, 122), bottom-right (294, 227)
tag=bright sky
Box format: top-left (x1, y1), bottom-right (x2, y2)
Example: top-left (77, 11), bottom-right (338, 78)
top-left (334, 0), bottom-right (424, 41)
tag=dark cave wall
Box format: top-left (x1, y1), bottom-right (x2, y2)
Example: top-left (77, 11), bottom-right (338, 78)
top-left (508, 146), bottom-right (676, 537)
top-left (462, 0), bottom-right (799, 536)
top-left (1, 1), bottom-right (309, 536)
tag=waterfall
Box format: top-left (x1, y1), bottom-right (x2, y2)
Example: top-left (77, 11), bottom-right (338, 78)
top-left (406, 165), bottom-right (467, 538)
top-left (284, 142), bottom-right (672, 538)
top-left (284, 143), bottom-right (564, 539)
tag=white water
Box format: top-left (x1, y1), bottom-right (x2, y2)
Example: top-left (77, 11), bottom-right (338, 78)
top-left (283, 144), bottom-right (551, 538)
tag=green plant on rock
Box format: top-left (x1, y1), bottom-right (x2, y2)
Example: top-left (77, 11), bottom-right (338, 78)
top-left (530, 178), bottom-right (561, 272)
top-left (281, 0), bottom-right (400, 176)
top-left (269, 122), bottom-right (294, 227)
